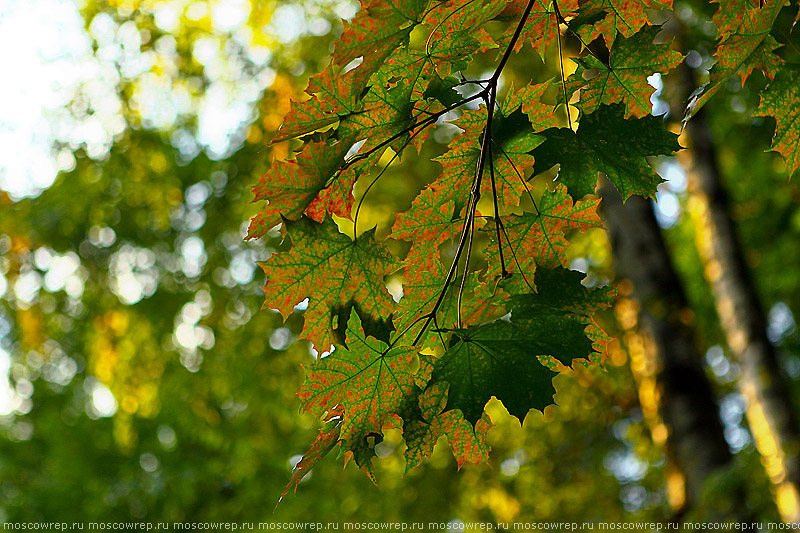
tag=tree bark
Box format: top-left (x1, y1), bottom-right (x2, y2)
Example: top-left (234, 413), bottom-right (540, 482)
top-left (600, 181), bottom-right (735, 515)
top-left (674, 65), bottom-right (800, 522)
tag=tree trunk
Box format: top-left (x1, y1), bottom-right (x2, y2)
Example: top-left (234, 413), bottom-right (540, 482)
top-left (600, 181), bottom-right (736, 516)
top-left (674, 65), bottom-right (800, 522)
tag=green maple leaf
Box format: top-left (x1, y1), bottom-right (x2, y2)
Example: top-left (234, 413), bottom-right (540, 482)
top-left (510, 267), bottom-right (615, 365)
top-left (497, 0), bottom-right (579, 59)
top-left (508, 267), bottom-right (615, 318)
top-left (573, 0), bottom-right (673, 50)
top-left (484, 184), bottom-right (603, 292)
top-left (431, 268), bottom-right (611, 424)
top-left (757, 63), bottom-right (800, 176)
top-left (690, 0), bottom-right (784, 116)
top-left (299, 308), bottom-right (417, 443)
top-left (403, 382), bottom-right (492, 472)
top-left (260, 217), bottom-right (399, 350)
top-left (432, 319), bottom-right (585, 424)
top-left (531, 104), bottom-right (680, 201)
top-left (567, 26), bottom-right (683, 118)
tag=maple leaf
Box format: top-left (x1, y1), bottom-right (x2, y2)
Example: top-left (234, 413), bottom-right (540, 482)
top-left (531, 104), bottom-right (680, 201)
top-left (278, 405), bottom-right (344, 506)
top-left (395, 257), bottom-right (506, 349)
top-left (566, 26), bottom-right (683, 118)
top-left (484, 184), bottom-right (603, 291)
top-left (339, 430), bottom-right (385, 484)
top-left (390, 185), bottom-right (467, 290)
top-left (403, 382), bottom-right (492, 472)
top-left (299, 308), bottom-right (417, 443)
top-left (247, 140), bottom-right (346, 240)
top-left (306, 152), bottom-right (383, 225)
top-left (510, 267), bottom-right (615, 363)
top-left (756, 63), bottom-right (800, 176)
top-left (274, 65), bottom-right (369, 143)
top-left (487, 108), bottom-right (547, 212)
top-left (502, 81), bottom-right (560, 132)
top-left (509, 266), bottom-right (615, 318)
top-left (573, 0), bottom-right (673, 50)
top-left (432, 104), bottom-right (545, 215)
top-left (430, 267), bottom-right (611, 424)
top-left (260, 217), bottom-right (399, 350)
top-left (430, 109), bottom-right (489, 212)
top-left (339, 48), bottom-right (430, 153)
top-left (496, 0), bottom-right (579, 60)
top-left (392, 187), bottom-right (505, 348)
top-left (689, 0), bottom-right (784, 116)
top-left (422, 0), bottom-right (507, 76)
top-left (332, 0), bottom-right (429, 78)
top-left (431, 317), bottom-right (586, 425)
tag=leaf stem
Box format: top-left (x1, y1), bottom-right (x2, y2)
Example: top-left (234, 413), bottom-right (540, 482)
top-left (487, 135), bottom-right (508, 277)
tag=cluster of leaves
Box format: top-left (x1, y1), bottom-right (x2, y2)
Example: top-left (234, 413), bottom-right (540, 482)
top-left (246, 0), bottom-right (800, 499)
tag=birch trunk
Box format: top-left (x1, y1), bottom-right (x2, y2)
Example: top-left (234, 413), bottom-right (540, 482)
top-left (676, 66), bottom-right (800, 520)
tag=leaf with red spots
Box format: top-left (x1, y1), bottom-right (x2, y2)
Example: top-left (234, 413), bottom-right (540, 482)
top-left (247, 140), bottom-right (347, 239)
top-left (391, 186), bottom-right (503, 348)
top-left (395, 255), bottom-right (507, 349)
top-left (497, 0), bottom-right (579, 59)
top-left (391, 186), bottom-right (463, 265)
top-left (274, 66), bottom-right (369, 143)
top-left (486, 109), bottom-right (545, 213)
top-left (339, 48), bottom-right (431, 153)
top-left (502, 81), bottom-right (560, 132)
top-left (260, 217), bottom-right (399, 350)
top-left (567, 26), bottom-right (683, 118)
top-left (756, 63), bottom-right (800, 176)
top-left (403, 382), bottom-right (492, 472)
top-left (422, 0), bottom-right (508, 76)
top-left (688, 0), bottom-right (784, 116)
top-left (277, 405), bottom-right (344, 506)
top-left (434, 104), bottom-right (544, 215)
top-left (304, 151), bottom-right (381, 224)
top-left (299, 308), bottom-right (417, 448)
top-left (531, 104), bottom-right (680, 201)
top-left (332, 0), bottom-right (430, 77)
top-left (484, 184), bottom-right (603, 292)
top-left (572, 0), bottom-right (673, 50)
